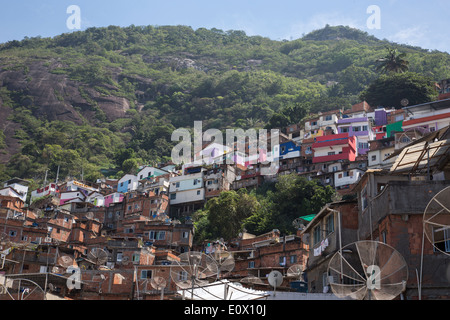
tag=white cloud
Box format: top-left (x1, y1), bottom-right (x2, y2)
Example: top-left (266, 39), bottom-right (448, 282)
top-left (284, 12), bottom-right (364, 40)
top-left (389, 26), bottom-right (426, 47)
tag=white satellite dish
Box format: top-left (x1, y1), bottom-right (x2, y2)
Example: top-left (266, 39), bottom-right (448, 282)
top-left (267, 270), bottom-right (283, 296)
top-left (328, 240), bottom-right (408, 300)
top-left (423, 186), bottom-right (450, 256)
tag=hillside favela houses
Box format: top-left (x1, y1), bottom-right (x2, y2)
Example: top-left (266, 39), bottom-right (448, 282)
top-left (0, 95), bottom-right (449, 301)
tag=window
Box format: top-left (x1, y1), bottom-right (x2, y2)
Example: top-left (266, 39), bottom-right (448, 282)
top-left (381, 230), bottom-right (387, 244)
top-left (197, 190), bottom-right (201, 195)
top-left (175, 182), bottom-right (180, 188)
top-left (353, 126), bottom-right (361, 132)
top-left (179, 271), bottom-right (188, 280)
top-left (341, 127), bottom-right (349, 133)
top-left (279, 256), bottom-right (286, 266)
top-left (170, 193), bottom-right (176, 200)
top-left (313, 225), bottom-right (322, 245)
top-left (248, 261), bottom-right (255, 269)
top-left (132, 254), bottom-right (140, 263)
top-left (371, 155), bottom-right (377, 162)
top-left (182, 231), bottom-right (189, 239)
top-left (325, 214), bottom-right (334, 236)
top-left (332, 166), bottom-right (338, 172)
top-left (362, 125), bottom-right (368, 131)
top-left (432, 227), bottom-right (450, 253)
top-left (141, 270), bottom-right (152, 279)
top-left (116, 252), bottom-right (123, 262)
top-left (328, 152), bottom-right (335, 156)
top-left (359, 143), bottom-right (369, 149)
top-left (9, 230), bottom-right (17, 237)
top-left (290, 255), bottom-right (297, 264)
top-left (149, 231), bottom-right (166, 240)
top-left (157, 231), bottom-right (166, 240)
top-left (193, 179), bottom-right (198, 185)
top-left (325, 115), bottom-right (332, 121)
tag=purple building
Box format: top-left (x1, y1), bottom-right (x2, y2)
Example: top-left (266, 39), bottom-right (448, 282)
top-left (337, 117), bottom-right (375, 155)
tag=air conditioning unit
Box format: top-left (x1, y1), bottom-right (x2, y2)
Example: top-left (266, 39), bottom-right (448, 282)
top-left (44, 237), bottom-right (52, 243)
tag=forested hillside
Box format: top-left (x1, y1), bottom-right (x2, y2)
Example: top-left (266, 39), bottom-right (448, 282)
top-left (0, 24), bottom-right (449, 186)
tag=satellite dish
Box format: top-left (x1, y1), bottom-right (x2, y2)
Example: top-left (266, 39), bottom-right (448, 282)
top-left (150, 276), bottom-right (167, 300)
top-left (0, 278), bottom-right (46, 300)
top-left (328, 240), bottom-right (408, 300)
top-left (170, 251), bottom-right (218, 299)
top-left (51, 266), bottom-right (62, 274)
top-left (208, 246), bottom-right (235, 278)
top-left (85, 212), bottom-right (94, 220)
top-left (87, 248), bottom-right (109, 267)
top-left (240, 276), bottom-right (264, 285)
top-left (286, 264), bottom-right (304, 280)
top-left (401, 98), bottom-right (409, 107)
top-left (396, 128), bottom-right (428, 149)
top-left (268, 270), bottom-right (283, 296)
top-left (292, 218), bottom-right (305, 230)
top-left (423, 186), bottom-right (450, 256)
top-left (268, 270), bottom-right (283, 288)
top-left (57, 255), bottom-right (74, 268)
top-left (0, 232), bottom-right (9, 242)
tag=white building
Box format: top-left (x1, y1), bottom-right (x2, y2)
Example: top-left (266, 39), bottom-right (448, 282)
top-left (169, 169), bottom-right (205, 217)
top-left (333, 168), bottom-right (364, 189)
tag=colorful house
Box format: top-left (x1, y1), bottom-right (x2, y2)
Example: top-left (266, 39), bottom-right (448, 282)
top-left (312, 133), bottom-right (357, 164)
top-left (337, 117), bottom-right (375, 155)
top-left (117, 174), bottom-right (139, 193)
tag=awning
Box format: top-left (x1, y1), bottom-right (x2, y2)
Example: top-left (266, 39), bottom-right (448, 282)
top-left (298, 214), bottom-right (316, 222)
top-left (390, 138), bottom-right (450, 175)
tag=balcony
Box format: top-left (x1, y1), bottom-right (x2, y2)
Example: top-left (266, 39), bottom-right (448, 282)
top-left (313, 152), bottom-right (353, 164)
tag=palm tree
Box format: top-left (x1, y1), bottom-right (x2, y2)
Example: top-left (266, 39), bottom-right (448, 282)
top-left (376, 47), bottom-right (410, 74)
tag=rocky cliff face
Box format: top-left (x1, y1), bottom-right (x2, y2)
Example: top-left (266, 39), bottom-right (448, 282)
top-left (0, 59), bottom-right (133, 124)
top-left (0, 59), bottom-right (136, 164)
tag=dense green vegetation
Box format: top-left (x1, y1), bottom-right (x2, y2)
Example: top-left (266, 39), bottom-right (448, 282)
top-left (0, 24), bottom-right (449, 185)
top-left (193, 174), bottom-right (336, 242)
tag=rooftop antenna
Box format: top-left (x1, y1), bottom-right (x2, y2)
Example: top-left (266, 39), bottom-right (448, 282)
top-left (150, 276), bottom-right (167, 300)
top-left (55, 165), bottom-right (60, 185)
top-left (170, 251), bottom-right (218, 300)
top-left (43, 169), bottom-right (49, 188)
top-left (327, 240), bottom-right (408, 300)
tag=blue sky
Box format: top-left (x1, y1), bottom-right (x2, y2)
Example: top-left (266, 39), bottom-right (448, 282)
top-left (1, 0), bottom-right (449, 53)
